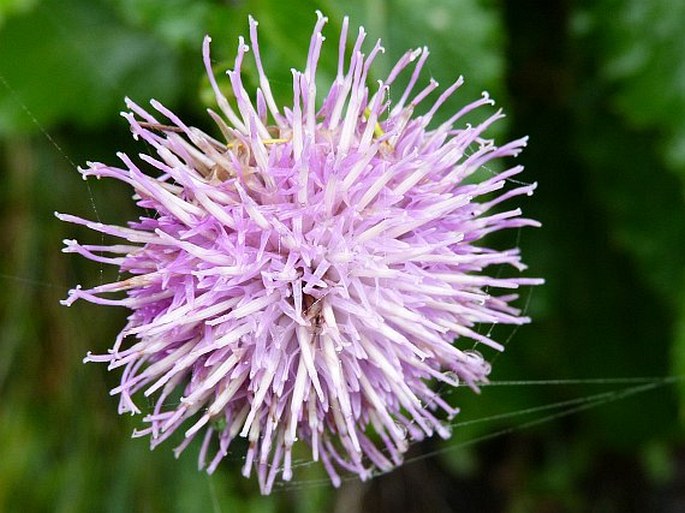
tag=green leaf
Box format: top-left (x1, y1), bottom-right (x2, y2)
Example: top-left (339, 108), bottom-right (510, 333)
top-left (575, 0), bottom-right (685, 181)
top-left (0, 0), bottom-right (182, 134)
top-left (0, 0), bottom-right (40, 28)
top-left (110, 0), bottom-right (217, 50)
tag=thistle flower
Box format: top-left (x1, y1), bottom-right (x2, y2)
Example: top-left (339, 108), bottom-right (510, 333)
top-left (57, 12), bottom-right (542, 494)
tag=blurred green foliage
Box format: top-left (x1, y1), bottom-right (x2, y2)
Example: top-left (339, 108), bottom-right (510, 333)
top-left (579, 0), bottom-right (685, 174)
top-left (0, 0), bottom-right (684, 512)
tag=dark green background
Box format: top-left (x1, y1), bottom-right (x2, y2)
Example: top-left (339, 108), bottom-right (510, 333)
top-left (1, 0), bottom-right (684, 511)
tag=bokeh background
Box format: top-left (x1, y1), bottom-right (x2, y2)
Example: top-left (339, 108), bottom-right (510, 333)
top-left (1, 0), bottom-right (684, 512)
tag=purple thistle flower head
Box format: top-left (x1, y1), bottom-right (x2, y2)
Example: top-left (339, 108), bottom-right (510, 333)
top-left (57, 12), bottom-right (542, 494)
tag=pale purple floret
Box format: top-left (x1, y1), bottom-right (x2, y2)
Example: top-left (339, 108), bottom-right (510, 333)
top-left (57, 12), bottom-right (542, 494)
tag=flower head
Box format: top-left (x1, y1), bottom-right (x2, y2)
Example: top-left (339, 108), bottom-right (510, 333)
top-left (58, 12), bottom-right (542, 494)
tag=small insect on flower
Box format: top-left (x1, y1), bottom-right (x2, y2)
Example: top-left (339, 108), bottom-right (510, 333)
top-left (57, 11), bottom-right (543, 494)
